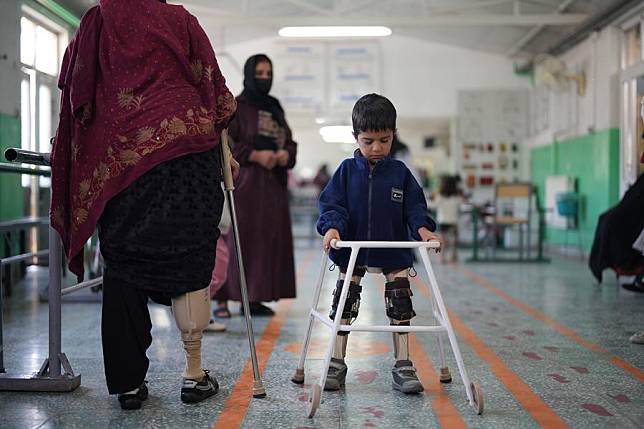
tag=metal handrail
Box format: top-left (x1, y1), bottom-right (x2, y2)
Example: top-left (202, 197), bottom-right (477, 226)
top-left (0, 162), bottom-right (51, 177)
top-left (4, 149), bottom-right (51, 166)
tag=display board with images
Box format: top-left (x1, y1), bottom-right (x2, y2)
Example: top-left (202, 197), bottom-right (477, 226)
top-left (273, 42), bottom-right (381, 113)
top-left (274, 44), bottom-right (325, 112)
top-left (457, 89), bottom-right (529, 194)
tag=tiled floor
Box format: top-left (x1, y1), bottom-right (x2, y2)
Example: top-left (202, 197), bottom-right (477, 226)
top-left (0, 246), bottom-right (642, 428)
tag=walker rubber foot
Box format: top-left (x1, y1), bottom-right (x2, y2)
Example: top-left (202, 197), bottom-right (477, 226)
top-left (253, 381), bottom-right (267, 398)
top-left (439, 367), bottom-right (452, 384)
top-left (291, 368), bottom-right (305, 384)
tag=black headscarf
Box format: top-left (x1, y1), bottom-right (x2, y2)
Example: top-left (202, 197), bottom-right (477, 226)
top-left (239, 54), bottom-right (288, 151)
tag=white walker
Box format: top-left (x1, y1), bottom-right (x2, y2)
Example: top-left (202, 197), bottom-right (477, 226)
top-left (291, 240), bottom-right (484, 418)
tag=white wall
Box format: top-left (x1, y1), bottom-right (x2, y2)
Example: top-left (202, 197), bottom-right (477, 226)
top-left (524, 26), bottom-right (621, 150)
top-left (209, 32), bottom-right (530, 178)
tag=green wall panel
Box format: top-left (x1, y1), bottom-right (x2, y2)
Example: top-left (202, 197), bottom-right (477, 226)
top-left (0, 113), bottom-right (24, 222)
top-left (530, 128), bottom-right (620, 251)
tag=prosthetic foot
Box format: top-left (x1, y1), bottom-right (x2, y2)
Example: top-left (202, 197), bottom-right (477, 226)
top-left (181, 370), bottom-right (219, 403)
top-left (392, 360), bottom-right (424, 394)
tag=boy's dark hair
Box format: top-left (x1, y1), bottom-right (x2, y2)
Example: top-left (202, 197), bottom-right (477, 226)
top-left (352, 93), bottom-right (397, 137)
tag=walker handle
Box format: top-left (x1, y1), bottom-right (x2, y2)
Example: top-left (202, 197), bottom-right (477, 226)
top-left (331, 239), bottom-right (441, 249)
top-left (220, 129), bottom-right (234, 191)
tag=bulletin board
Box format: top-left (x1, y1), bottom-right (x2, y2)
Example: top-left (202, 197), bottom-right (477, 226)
top-left (328, 43), bottom-right (382, 112)
top-left (457, 89), bottom-right (529, 196)
top-left (274, 44), bottom-right (326, 112)
top-left (273, 41), bottom-right (382, 113)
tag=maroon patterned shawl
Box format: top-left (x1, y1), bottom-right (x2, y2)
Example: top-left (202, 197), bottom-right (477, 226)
top-left (51, 0), bottom-right (236, 280)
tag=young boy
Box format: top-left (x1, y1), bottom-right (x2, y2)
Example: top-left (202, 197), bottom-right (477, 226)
top-left (317, 93), bottom-right (441, 394)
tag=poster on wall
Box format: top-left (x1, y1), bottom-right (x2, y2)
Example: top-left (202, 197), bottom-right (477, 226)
top-left (457, 89), bottom-right (528, 198)
top-left (329, 43), bottom-right (382, 112)
top-left (273, 44), bottom-right (325, 112)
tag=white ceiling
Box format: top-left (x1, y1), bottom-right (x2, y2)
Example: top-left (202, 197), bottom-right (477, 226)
top-left (56, 0), bottom-right (625, 59)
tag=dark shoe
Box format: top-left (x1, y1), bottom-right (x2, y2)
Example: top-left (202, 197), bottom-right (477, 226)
top-left (622, 276), bottom-right (644, 293)
top-left (392, 360), bottom-right (424, 394)
top-left (241, 302), bottom-right (275, 316)
top-left (181, 370), bottom-right (219, 404)
top-left (324, 358), bottom-right (347, 391)
top-left (117, 381), bottom-right (148, 410)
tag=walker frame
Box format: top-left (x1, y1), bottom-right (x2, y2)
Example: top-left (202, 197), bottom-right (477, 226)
top-left (291, 240), bottom-right (484, 418)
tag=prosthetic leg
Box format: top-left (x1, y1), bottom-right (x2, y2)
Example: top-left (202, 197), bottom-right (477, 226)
top-left (324, 268), bottom-right (364, 391)
top-left (172, 287), bottom-right (219, 403)
top-left (385, 271), bottom-right (424, 394)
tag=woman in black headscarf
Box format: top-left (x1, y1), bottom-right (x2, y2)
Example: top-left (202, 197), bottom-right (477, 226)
top-left (214, 54), bottom-right (297, 316)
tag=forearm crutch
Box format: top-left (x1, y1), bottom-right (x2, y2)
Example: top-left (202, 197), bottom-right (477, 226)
top-left (220, 130), bottom-right (266, 398)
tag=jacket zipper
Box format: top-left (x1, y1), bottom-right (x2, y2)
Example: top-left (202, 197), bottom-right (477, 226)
top-left (367, 171), bottom-right (373, 240)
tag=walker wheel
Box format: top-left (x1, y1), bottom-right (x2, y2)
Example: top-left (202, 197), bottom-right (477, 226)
top-left (471, 382), bottom-right (484, 415)
top-left (307, 384), bottom-right (321, 418)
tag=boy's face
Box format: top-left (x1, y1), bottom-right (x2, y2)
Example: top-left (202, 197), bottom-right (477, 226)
top-left (355, 129), bottom-right (394, 165)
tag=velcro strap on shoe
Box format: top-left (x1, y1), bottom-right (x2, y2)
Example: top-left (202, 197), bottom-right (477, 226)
top-left (395, 366), bottom-right (417, 373)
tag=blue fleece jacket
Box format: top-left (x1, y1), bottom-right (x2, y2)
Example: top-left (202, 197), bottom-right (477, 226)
top-left (317, 150), bottom-right (436, 269)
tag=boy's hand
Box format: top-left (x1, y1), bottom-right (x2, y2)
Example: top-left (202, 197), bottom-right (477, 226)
top-left (276, 149), bottom-right (290, 167)
top-left (418, 227), bottom-right (442, 253)
top-left (323, 229), bottom-right (340, 253)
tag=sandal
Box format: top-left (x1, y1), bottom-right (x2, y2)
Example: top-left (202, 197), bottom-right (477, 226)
top-left (213, 305), bottom-right (231, 318)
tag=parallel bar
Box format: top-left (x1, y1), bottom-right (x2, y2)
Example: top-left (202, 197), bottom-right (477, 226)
top-left (0, 250), bottom-right (49, 266)
top-left (0, 163), bottom-right (51, 177)
top-left (61, 277), bottom-right (103, 296)
top-left (3, 149), bottom-right (51, 166)
top-left (48, 227), bottom-right (62, 377)
top-left (0, 263), bottom-right (4, 372)
top-left (0, 217), bottom-right (48, 232)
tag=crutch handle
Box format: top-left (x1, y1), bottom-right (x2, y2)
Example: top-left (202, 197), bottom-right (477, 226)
top-left (220, 130), bottom-right (234, 191)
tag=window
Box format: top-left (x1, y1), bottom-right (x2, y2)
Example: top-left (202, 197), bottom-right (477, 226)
top-left (623, 23), bottom-right (642, 69)
top-left (20, 12), bottom-right (66, 187)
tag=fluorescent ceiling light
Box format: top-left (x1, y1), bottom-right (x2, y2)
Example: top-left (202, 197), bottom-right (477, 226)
top-left (319, 125), bottom-right (355, 143)
top-left (315, 117), bottom-right (326, 124)
top-left (279, 26), bottom-right (392, 38)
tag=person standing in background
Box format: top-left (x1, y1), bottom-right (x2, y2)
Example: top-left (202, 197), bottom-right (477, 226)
top-left (214, 54), bottom-right (297, 317)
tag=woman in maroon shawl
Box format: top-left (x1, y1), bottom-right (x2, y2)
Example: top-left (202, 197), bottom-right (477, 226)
top-left (214, 55), bottom-right (297, 316)
top-left (51, 0), bottom-right (236, 409)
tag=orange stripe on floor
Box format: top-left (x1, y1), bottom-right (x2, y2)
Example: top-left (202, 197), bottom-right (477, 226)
top-left (409, 334), bottom-right (468, 429)
top-left (457, 266), bottom-right (644, 383)
top-left (411, 276), bottom-right (570, 429)
top-left (213, 250), bottom-right (317, 429)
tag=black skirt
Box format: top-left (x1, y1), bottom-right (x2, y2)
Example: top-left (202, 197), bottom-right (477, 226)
top-left (98, 148), bottom-right (224, 299)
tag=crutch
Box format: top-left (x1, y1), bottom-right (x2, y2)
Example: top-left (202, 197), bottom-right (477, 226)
top-left (219, 130), bottom-right (266, 398)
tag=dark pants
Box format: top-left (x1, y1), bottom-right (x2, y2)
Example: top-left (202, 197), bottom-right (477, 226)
top-left (101, 268), bottom-right (169, 394)
top-left (98, 148), bottom-right (223, 394)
